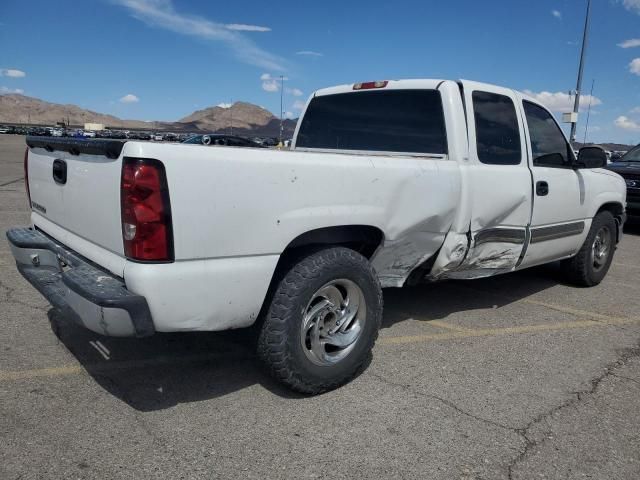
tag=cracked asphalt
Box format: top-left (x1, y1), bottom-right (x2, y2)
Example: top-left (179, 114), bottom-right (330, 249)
top-left (1, 134), bottom-right (639, 479)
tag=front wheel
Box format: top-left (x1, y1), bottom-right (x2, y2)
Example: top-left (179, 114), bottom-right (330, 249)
top-left (561, 211), bottom-right (617, 287)
top-left (257, 247), bottom-right (383, 394)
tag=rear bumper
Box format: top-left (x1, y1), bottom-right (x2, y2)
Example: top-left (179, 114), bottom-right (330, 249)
top-left (6, 227), bottom-right (154, 337)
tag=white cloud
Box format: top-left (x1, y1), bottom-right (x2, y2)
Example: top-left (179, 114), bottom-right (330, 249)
top-left (262, 79), bottom-right (279, 92)
top-left (260, 73), bottom-right (288, 92)
top-left (284, 111), bottom-right (294, 119)
top-left (217, 103), bottom-right (232, 108)
top-left (0, 86), bottom-right (24, 94)
top-left (623, 0), bottom-right (640, 14)
top-left (113, 0), bottom-right (285, 71)
top-left (551, 9), bottom-right (562, 19)
top-left (615, 116), bottom-right (640, 131)
top-left (119, 93), bottom-right (140, 103)
top-left (618, 38), bottom-right (640, 48)
top-left (292, 100), bottom-right (306, 110)
top-left (631, 106), bottom-right (640, 114)
top-left (288, 88), bottom-right (303, 97)
top-left (0, 68), bottom-right (26, 78)
top-left (296, 50), bottom-right (323, 57)
top-left (523, 90), bottom-right (602, 112)
top-left (224, 23), bottom-right (270, 32)
top-left (629, 58), bottom-right (640, 75)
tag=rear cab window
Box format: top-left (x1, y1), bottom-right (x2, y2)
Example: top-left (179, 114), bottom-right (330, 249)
top-left (472, 91), bottom-right (522, 165)
top-left (295, 89), bottom-right (448, 155)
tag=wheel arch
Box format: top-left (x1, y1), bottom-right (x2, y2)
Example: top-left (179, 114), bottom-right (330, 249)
top-left (595, 202), bottom-right (625, 243)
top-left (255, 225), bottom-right (385, 326)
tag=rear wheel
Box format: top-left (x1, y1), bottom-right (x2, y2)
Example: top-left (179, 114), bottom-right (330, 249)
top-left (561, 211), bottom-right (617, 287)
top-left (257, 247), bottom-right (382, 394)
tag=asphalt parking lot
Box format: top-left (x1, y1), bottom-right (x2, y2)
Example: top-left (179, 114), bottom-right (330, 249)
top-left (1, 134), bottom-right (639, 479)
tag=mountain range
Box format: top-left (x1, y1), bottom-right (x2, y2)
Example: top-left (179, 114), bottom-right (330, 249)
top-left (0, 94), bottom-right (298, 137)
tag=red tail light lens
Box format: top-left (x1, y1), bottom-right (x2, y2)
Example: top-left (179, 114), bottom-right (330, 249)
top-left (120, 158), bottom-right (173, 262)
top-left (353, 80), bottom-right (388, 90)
top-left (24, 147), bottom-right (32, 208)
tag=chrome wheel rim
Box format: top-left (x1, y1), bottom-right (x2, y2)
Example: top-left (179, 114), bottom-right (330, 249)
top-left (591, 226), bottom-right (611, 271)
top-left (300, 279), bottom-right (366, 366)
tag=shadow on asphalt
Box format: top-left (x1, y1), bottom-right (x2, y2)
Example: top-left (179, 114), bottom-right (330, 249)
top-left (48, 263), bottom-right (565, 411)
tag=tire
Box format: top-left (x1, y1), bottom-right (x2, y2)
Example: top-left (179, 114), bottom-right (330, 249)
top-left (561, 211), bottom-right (617, 287)
top-left (257, 247), bottom-right (383, 394)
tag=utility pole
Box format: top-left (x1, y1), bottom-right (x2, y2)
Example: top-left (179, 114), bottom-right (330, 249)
top-left (279, 75), bottom-right (284, 145)
top-left (230, 99), bottom-right (233, 135)
top-left (569, 0), bottom-right (591, 144)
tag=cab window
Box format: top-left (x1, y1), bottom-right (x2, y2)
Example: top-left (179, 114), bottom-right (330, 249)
top-left (472, 91), bottom-right (522, 165)
top-left (523, 101), bottom-right (573, 168)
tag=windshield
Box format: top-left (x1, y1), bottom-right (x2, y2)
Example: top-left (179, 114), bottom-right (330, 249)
top-left (620, 145), bottom-right (640, 162)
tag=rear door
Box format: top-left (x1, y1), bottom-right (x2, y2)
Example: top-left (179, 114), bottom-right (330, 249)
top-left (517, 97), bottom-right (587, 267)
top-left (456, 80), bottom-right (532, 274)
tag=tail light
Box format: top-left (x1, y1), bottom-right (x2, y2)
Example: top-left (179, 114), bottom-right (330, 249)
top-left (24, 147), bottom-right (32, 208)
top-left (120, 158), bottom-right (173, 262)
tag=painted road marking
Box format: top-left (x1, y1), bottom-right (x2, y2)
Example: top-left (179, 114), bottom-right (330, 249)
top-left (457, 284), bottom-right (631, 325)
top-left (613, 262), bottom-right (640, 270)
top-left (378, 318), bottom-right (638, 345)
top-left (1, 315), bottom-right (638, 382)
top-left (423, 320), bottom-right (473, 333)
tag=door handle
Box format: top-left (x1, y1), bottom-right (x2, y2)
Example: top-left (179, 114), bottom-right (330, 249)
top-left (52, 159), bottom-right (67, 185)
top-left (536, 181), bottom-right (549, 196)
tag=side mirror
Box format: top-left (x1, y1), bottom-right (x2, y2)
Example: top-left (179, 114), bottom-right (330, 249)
top-left (576, 146), bottom-right (607, 169)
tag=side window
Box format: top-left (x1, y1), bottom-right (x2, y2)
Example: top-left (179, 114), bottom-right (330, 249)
top-left (472, 91), bottom-right (522, 165)
top-left (523, 101), bottom-right (573, 168)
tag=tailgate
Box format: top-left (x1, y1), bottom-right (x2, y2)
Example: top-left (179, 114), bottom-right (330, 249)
top-left (26, 137), bottom-right (126, 257)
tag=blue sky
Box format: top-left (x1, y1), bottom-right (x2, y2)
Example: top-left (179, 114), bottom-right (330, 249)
top-left (1, 0), bottom-right (639, 143)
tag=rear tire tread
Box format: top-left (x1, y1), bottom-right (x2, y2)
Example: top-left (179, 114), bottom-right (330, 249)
top-left (257, 247), bottom-right (382, 394)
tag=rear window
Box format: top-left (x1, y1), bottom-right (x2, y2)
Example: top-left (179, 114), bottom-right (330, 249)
top-left (295, 89), bottom-right (448, 155)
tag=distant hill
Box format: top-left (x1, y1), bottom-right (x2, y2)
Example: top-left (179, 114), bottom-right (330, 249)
top-left (0, 94), bottom-right (298, 137)
top-left (0, 94), bottom-right (153, 129)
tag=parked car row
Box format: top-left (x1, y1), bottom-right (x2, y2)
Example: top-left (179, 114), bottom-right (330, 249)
top-left (0, 124), bottom-right (283, 145)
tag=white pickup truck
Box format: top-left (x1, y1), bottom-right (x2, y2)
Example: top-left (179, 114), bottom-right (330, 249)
top-left (8, 79), bottom-right (626, 393)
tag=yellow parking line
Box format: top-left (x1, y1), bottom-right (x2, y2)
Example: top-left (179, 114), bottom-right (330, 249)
top-left (0, 352), bottom-right (236, 382)
top-left (0, 365), bottom-right (83, 381)
top-left (379, 317), bottom-right (637, 346)
top-left (613, 262), bottom-right (640, 270)
top-left (427, 320), bottom-right (473, 333)
top-left (1, 315), bottom-right (637, 382)
top-left (457, 284), bottom-right (629, 325)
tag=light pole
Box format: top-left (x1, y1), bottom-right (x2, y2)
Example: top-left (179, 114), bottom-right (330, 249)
top-left (279, 75), bottom-right (284, 144)
top-left (569, 0), bottom-right (592, 144)
top-left (583, 79), bottom-right (595, 144)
